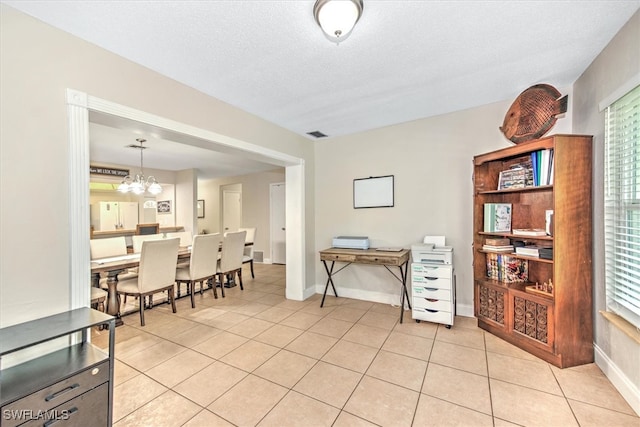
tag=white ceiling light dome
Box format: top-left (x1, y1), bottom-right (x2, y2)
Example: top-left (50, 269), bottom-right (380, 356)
top-left (313, 0), bottom-right (364, 44)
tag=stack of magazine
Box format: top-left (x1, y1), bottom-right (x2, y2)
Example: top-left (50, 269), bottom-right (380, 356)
top-left (482, 237), bottom-right (514, 253)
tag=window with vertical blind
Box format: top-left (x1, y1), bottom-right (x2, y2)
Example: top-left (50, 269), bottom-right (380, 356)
top-left (604, 84), bottom-right (640, 329)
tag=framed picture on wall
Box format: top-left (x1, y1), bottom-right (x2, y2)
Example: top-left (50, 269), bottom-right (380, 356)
top-left (157, 200), bottom-right (172, 214)
top-left (197, 200), bottom-right (205, 218)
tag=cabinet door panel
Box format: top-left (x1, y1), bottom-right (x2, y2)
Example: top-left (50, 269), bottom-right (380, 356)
top-left (476, 282), bottom-right (507, 327)
top-left (511, 294), bottom-right (554, 351)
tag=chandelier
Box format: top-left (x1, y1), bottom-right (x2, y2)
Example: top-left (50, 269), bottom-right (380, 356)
top-left (313, 0), bottom-right (364, 44)
top-left (117, 138), bottom-right (162, 195)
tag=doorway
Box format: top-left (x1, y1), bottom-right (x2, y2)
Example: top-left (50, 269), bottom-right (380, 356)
top-left (67, 89), bottom-right (307, 307)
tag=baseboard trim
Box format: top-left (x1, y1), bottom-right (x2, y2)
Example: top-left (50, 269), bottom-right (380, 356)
top-left (313, 284), bottom-right (474, 318)
top-left (594, 343), bottom-right (640, 415)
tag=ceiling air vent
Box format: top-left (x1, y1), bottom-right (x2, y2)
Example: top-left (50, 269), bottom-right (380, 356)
top-left (307, 131), bottom-right (328, 138)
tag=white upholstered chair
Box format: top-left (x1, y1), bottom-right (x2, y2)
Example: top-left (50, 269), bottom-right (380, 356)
top-left (216, 231), bottom-right (246, 297)
top-left (90, 237), bottom-right (137, 289)
top-left (238, 227), bottom-right (256, 279)
top-left (90, 236), bottom-right (128, 259)
top-left (116, 238), bottom-right (180, 326)
top-left (166, 231), bottom-right (193, 247)
top-left (166, 231), bottom-right (194, 272)
top-left (132, 233), bottom-right (164, 253)
top-left (175, 233), bottom-right (222, 308)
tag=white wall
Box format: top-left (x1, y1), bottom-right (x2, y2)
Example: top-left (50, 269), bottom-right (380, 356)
top-left (314, 97), bottom-right (573, 313)
top-left (0, 5), bottom-right (314, 327)
top-left (198, 169), bottom-right (286, 261)
top-left (572, 10), bottom-right (640, 414)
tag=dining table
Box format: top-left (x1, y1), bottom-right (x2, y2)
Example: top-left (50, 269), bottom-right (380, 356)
top-left (90, 247), bottom-right (192, 326)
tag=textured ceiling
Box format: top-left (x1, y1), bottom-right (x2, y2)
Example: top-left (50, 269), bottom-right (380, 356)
top-left (3, 0), bottom-right (639, 177)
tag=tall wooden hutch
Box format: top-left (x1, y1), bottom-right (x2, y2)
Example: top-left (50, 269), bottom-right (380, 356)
top-left (472, 134), bottom-right (593, 368)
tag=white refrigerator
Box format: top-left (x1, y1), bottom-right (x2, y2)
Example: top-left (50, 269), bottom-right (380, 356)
top-left (91, 201), bottom-right (139, 231)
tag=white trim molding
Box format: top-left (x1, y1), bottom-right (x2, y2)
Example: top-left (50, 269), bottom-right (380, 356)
top-left (594, 343), bottom-right (640, 415)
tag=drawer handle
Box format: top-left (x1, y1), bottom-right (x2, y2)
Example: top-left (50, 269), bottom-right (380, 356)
top-left (425, 287), bottom-right (438, 291)
top-left (45, 383), bottom-right (79, 401)
top-left (43, 407), bottom-right (77, 427)
top-left (425, 298), bottom-right (438, 302)
top-left (426, 309), bottom-right (438, 313)
top-left (425, 277), bottom-right (437, 281)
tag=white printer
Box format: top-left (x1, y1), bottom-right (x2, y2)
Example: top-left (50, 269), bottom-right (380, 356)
top-left (411, 235), bottom-right (453, 264)
top-left (332, 236), bottom-right (370, 250)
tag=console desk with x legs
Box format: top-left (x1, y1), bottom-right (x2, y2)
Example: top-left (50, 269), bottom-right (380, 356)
top-left (319, 247), bottom-right (411, 323)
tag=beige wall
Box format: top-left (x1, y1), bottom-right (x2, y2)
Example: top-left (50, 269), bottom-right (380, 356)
top-left (314, 95), bottom-right (573, 313)
top-left (572, 10), bottom-right (640, 412)
top-left (197, 169), bottom-right (286, 261)
top-left (0, 5), bottom-right (313, 326)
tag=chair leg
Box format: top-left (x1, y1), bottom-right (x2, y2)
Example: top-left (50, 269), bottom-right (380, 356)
top-left (169, 287), bottom-right (177, 314)
top-left (209, 277), bottom-right (218, 299)
top-left (139, 295), bottom-right (146, 326)
top-left (237, 269), bottom-right (244, 291)
top-left (189, 280), bottom-right (195, 309)
top-left (250, 260), bottom-right (255, 279)
top-left (218, 273), bottom-right (225, 298)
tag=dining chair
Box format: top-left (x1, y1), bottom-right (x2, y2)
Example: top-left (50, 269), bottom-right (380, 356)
top-left (166, 231), bottom-right (193, 247)
top-left (175, 233), bottom-right (223, 308)
top-left (90, 287), bottom-right (107, 313)
top-left (136, 223), bottom-right (160, 235)
top-left (116, 238), bottom-right (180, 326)
top-left (238, 227), bottom-right (256, 279)
top-left (90, 236), bottom-right (129, 259)
top-left (132, 233), bottom-right (164, 253)
top-left (90, 237), bottom-right (138, 288)
top-left (216, 230), bottom-right (246, 297)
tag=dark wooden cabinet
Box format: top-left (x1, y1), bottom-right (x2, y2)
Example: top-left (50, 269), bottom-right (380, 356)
top-left (473, 134), bottom-right (593, 368)
top-left (0, 308), bottom-right (115, 426)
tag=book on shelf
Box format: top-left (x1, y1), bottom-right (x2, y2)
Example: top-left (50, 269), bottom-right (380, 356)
top-left (515, 245), bottom-right (553, 257)
top-left (482, 245), bottom-right (514, 253)
top-left (484, 203), bottom-right (512, 233)
top-left (512, 228), bottom-right (547, 236)
top-left (498, 167), bottom-right (526, 190)
top-left (484, 237), bottom-right (511, 246)
top-left (486, 253), bottom-right (528, 283)
top-left (538, 247), bottom-right (553, 260)
top-left (529, 148), bottom-right (554, 186)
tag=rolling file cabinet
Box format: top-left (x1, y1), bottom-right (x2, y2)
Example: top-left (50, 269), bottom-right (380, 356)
top-left (411, 262), bottom-right (455, 327)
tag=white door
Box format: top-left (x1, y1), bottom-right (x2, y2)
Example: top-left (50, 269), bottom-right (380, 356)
top-left (270, 183), bottom-right (286, 264)
top-left (222, 190), bottom-right (241, 233)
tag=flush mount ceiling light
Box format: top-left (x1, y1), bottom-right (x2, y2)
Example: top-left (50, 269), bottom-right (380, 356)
top-left (313, 0), bottom-right (364, 44)
top-left (117, 138), bottom-right (162, 195)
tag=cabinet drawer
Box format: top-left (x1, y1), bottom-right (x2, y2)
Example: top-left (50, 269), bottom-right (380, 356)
top-left (411, 276), bottom-right (451, 290)
top-left (413, 297), bottom-right (452, 311)
top-left (354, 255), bottom-right (398, 265)
top-left (20, 383), bottom-right (108, 427)
top-left (411, 264), bottom-right (452, 278)
top-left (412, 307), bottom-right (454, 325)
top-left (2, 361), bottom-right (108, 427)
top-left (412, 286), bottom-right (451, 300)
top-left (321, 253), bottom-right (355, 262)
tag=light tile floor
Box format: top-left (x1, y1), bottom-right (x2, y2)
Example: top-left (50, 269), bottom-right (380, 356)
top-left (92, 264), bottom-right (639, 427)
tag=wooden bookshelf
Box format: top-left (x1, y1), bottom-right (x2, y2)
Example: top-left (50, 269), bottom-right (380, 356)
top-left (472, 134), bottom-right (593, 368)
